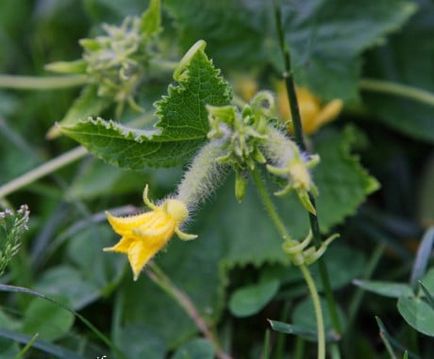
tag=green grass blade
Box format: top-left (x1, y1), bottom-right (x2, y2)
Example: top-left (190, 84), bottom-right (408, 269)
top-left (0, 284), bottom-right (126, 359)
top-left (0, 329), bottom-right (80, 359)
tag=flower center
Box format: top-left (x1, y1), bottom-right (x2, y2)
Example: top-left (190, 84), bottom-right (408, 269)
top-left (165, 199), bottom-right (189, 223)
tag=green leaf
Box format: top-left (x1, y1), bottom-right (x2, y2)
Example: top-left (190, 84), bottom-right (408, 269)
top-left (363, 1), bottom-right (434, 142)
top-left (21, 298), bottom-right (74, 341)
top-left (34, 266), bottom-right (100, 310)
top-left (118, 228), bottom-right (226, 348)
top-left (0, 328), bottom-right (81, 359)
top-left (268, 320), bottom-right (318, 340)
top-left (165, 0), bottom-right (270, 70)
top-left (48, 85), bottom-right (110, 139)
top-left (172, 338), bottom-right (214, 359)
top-left (353, 280), bottom-right (413, 298)
top-left (279, 127), bottom-right (379, 237)
top-left (66, 225), bottom-right (124, 288)
top-left (309, 244), bottom-right (366, 291)
top-left (268, 320), bottom-right (338, 342)
top-left (419, 159), bottom-right (434, 225)
top-left (420, 268), bottom-right (434, 295)
top-left (419, 282), bottom-right (434, 311)
top-left (229, 279), bottom-right (279, 317)
top-left (410, 229), bottom-right (434, 285)
top-left (115, 324), bottom-right (166, 359)
top-left (217, 182), bottom-right (288, 266)
top-left (140, 0), bottom-right (161, 37)
top-left (292, 296), bottom-right (346, 341)
top-left (61, 41), bottom-right (232, 168)
top-left (83, 0), bottom-right (147, 22)
top-left (397, 296), bottom-right (434, 337)
top-left (375, 316), bottom-right (400, 359)
top-left (283, 0), bottom-right (417, 100)
top-left (315, 127), bottom-right (380, 231)
top-left (65, 160), bottom-right (145, 200)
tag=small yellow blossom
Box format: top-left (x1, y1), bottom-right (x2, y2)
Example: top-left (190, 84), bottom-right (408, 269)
top-left (104, 185), bottom-right (197, 280)
top-left (277, 82), bottom-right (343, 135)
top-left (233, 75), bottom-right (259, 102)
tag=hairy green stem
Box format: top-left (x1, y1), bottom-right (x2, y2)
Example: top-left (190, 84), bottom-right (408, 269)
top-left (0, 146), bottom-right (87, 198)
top-left (359, 78), bottom-right (434, 107)
top-left (0, 74), bottom-right (87, 90)
top-left (272, 0), bottom-right (342, 337)
top-left (146, 263), bottom-right (231, 359)
top-left (251, 169), bottom-right (325, 359)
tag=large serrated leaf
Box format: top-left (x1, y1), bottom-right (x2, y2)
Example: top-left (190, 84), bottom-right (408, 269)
top-left (165, 0), bottom-right (415, 100)
top-left (61, 41), bottom-right (232, 169)
top-left (282, 0), bottom-right (417, 100)
top-left (315, 127), bottom-right (380, 231)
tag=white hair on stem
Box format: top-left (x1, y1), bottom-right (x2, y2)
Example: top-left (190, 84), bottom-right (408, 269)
top-left (263, 126), bottom-right (299, 167)
top-left (175, 140), bottom-right (227, 211)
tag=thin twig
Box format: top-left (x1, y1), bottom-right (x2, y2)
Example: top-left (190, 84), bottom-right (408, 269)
top-left (146, 263), bottom-right (232, 359)
top-left (0, 146), bottom-right (88, 198)
top-left (0, 74), bottom-right (87, 90)
top-left (360, 78), bottom-right (434, 107)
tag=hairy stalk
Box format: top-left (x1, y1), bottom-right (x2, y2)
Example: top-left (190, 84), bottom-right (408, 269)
top-left (360, 78), bottom-right (434, 107)
top-left (0, 146), bottom-right (88, 198)
top-left (176, 140), bottom-right (226, 209)
top-left (146, 263), bottom-right (231, 359)
top-left (0, 74), bottom-right (87, 90)
top-left (272, 0), bottom-right (342, 336)
top-left (251, 169), bottom-right (325, 359)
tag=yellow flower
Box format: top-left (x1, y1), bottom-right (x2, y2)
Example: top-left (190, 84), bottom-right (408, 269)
top-left (277, 82), bottom-right (343, 135)
top-left (233, 75), bottom-right (258, 102)
top-left (104, 185), bottom-right (197, 280)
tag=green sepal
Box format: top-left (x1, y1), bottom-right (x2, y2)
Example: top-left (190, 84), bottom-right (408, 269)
top-left (44, 60), bottom-right (87, 74)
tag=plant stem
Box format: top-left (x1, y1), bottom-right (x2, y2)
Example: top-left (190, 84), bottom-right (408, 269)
top-left (344, 243), bottom-right (385, 356)
top-left (146, 263), bottom-right (231, 359)
top-left (272, 0), bottom-right (342, 337)
top-left (263, 329), bottom-right (271, 359)
top-left (359, 78), bottom-right (434, 107)
top-left (299, 264), bottom-right (326, 359)
top-left (348, 244), bottom-right (385, 327)
top-left (0, 74), bottom-right (87, 90)
top-left (0, 146), bottom-right (88, 198)
top-left (294, 337), bottom-right (305, 359)
top-left (251, 169), bottom-right (325, 359)
top-left (14, 333), bottom-right (39, 359)
top-left (330, 343), bottom-right (342, 359)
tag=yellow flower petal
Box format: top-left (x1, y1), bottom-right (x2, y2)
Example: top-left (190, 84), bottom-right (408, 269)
top-left (106, 210), bottom-right (158, 235)
top-left (103, 236), bottom-right (134, 253)
top-left (314, 99), bottom-right (343, 129)
top-left (276, 82), bottom-right (343, 135)
top-left (104, 190), bottom-right (196, 280)
top-left (127, 241), bottom-right (156, 281)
